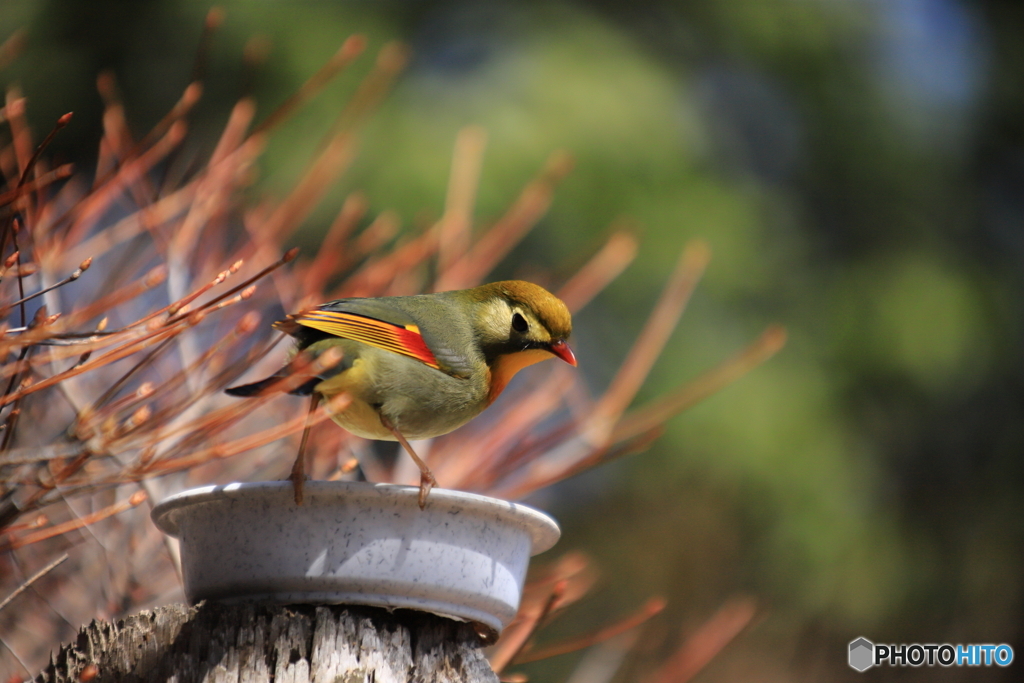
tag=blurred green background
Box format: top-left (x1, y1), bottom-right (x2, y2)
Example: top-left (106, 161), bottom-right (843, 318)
top-left (3, 0), bottom-right (1022, 680)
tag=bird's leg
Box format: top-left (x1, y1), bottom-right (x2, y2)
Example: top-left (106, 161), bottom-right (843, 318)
top-left (289, 393), bottom-right (319, 505)
top-left (379, 414), bottom-right (437, 509)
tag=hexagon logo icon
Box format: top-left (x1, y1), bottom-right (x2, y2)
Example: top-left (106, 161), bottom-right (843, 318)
top-left (849, 637), bottom-right (874, 672)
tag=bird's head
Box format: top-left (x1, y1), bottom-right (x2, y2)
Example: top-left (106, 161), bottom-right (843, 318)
top-left (466, 281), bottom-right (576, 382)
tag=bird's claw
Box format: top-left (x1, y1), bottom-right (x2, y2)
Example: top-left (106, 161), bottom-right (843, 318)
top-left (418, 471), bottom-right (437, 509)
top-left (289, 470), bottom-right (307, 505)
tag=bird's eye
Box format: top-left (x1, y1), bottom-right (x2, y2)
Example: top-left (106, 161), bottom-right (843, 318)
top-left (512, 312), bottom-right (529, 333)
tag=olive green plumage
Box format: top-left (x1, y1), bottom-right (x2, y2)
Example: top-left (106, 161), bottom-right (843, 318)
top-left (227, 280), bottom-right (576, 441)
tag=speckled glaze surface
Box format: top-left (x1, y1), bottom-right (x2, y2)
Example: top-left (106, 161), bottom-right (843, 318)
top-left (151, 481), bottom-right (560, 633)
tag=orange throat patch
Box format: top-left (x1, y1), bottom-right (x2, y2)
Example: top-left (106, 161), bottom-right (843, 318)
top-left (487, 348), bottom-right (555, 404)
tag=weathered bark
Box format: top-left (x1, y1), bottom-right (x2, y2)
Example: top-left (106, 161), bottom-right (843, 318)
top-left (36, 602), bottom-right (499, 683)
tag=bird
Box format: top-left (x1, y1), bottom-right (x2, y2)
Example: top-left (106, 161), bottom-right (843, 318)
top-left (226, 280), bottom-right (576, 507)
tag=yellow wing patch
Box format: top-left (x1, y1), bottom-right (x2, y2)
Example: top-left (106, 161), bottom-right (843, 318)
top-left (283, 309), bottom-right (440, 369)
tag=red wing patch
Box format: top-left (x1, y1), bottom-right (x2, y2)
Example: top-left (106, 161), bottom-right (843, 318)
top-left (284, 310), bottom-right (440, 369)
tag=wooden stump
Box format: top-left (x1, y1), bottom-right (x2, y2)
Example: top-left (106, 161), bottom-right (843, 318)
top-left (36, 602), bottom-right (500, 683)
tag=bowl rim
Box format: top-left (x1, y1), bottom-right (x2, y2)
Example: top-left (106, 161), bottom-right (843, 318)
top-left (151, 480), bottom-right (561, 555)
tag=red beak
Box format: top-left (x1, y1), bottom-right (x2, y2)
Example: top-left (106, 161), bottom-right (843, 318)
top-left (548, 340), bottom-right (577, 366)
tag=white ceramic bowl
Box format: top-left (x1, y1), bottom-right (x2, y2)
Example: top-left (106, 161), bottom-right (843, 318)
top-left (151, 481), bottom-right (560, 633)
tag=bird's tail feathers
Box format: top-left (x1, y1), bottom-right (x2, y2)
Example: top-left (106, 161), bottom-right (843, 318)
top-left (224, 375), bottom-right (283, 397)
top-left (225, 374), bottom-right (320, 397)
top-left (272, 316), bottom-right (303, 336)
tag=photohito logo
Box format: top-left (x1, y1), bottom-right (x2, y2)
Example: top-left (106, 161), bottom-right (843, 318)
top-left (848, 637), bottom-right (1014, 671)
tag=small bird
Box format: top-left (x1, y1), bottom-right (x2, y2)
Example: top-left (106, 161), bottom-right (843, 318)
top-left (226, 280), bottom-right (576, 507)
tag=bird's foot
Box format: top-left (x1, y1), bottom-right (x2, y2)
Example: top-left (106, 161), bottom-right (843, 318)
top-left (418, 471), bottom-right (437, 510)
top-left (379, 413), bottom-right (437, 510)
top-left (289, 455), bottom-right (307, 505)
top-left (289, 470), bottom-right (305, 505)
top-left (289, 392), bottom-right (318, 506)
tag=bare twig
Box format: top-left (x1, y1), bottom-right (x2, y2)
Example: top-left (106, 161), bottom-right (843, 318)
top-left (0, 553), bottom-right (69, 614)
top-left (0, 257), bottom-right (91, 313)
top-left (513, 597), bottom-right (666, 664)
top-left (15, 112), bottom-right (73, 190)
top-left (252, 35), bottom-right (367, 136)
top-left (647, 598), bottom-right (756, 683)
top-left (437, 126), bottom-right (488, 276)
top-left (0, 164), bottom-right (73, 208)
top-left (1, 491), bottom-right (147, 552)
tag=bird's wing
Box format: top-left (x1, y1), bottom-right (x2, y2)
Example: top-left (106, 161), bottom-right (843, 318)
top-left (275, 303), bottom-right (441, 370)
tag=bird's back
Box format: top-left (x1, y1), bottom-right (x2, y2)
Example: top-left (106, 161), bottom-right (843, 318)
top-left (294, 292), bottom-right (491, 440)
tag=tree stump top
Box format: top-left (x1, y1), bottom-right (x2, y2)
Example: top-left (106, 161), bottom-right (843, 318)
top-left (36, 602), bottom-right (499, 683)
